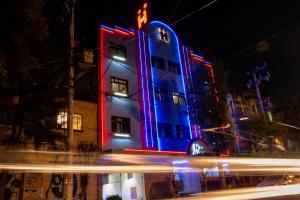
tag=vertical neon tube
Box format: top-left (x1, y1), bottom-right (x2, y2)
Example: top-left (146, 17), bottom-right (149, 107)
top-left (147, 35), bottom-right (161, 151)
top-left (142, 31), bottom-right (154, 148)
top-left (137, 30), bottom-right (149, 147)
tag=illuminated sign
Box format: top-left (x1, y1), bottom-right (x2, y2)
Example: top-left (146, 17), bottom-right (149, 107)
top-left (190, 141), bottom-right (206, 156)
top-left (159, 28), bottom-right (169, 42)
top-left (137, 3), bottom-right (148, 29)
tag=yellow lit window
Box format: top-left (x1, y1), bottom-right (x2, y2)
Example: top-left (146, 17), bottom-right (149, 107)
top-left (57, 112), bottom-right (83, 131)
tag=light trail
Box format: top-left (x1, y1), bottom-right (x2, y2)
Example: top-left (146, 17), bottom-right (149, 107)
top-left (165, 184), bottom-right (300, 200)
top-left (0, 163), bottom-right (190, 174)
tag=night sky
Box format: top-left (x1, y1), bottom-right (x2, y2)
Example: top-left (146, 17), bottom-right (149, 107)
top-left (75, 0), bottom-right (300, 99)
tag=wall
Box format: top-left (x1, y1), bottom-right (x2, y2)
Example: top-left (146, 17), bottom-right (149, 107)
top-left (147, 21), bottom-right (191, 151)
top-left (100, 27), bottom-right (141, 150)
top-left (102, 173), bottom-right (145, 200)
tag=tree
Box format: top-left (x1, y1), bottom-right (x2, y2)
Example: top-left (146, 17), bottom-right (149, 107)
top-left (0, 0), bottom-right (68, 147)
top-left (241, 117), bottom-right (288, 153)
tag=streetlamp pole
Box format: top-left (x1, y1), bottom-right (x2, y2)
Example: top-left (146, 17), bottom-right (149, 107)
top-left (66, 0), bottom-right (75, 199)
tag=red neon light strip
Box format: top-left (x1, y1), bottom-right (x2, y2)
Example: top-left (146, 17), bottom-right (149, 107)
top-left (129, 31), bottom-right (135, 36)
top-left (114, 29), bottom-right (130, 36)
top-left (124, 149), bottom-right (186, 155)
top-left (100, 29), bottom-right (107, 149)
top-left (192, 56), bottom-right (204, 63)
top-left (101, 28), bottom-right (114, 34)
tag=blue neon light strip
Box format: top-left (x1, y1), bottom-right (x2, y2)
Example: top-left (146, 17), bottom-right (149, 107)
top-left (147, 34), bottom-right (161, 151)
top-left (100, 25), bottom-right (114, 31)
top-left (191, 53), bottom-right (203, 59)
top-left (142, 31), bottom-right (154, 147)
top-left (137, 30), bottom-right (149, 147)
top-left (150, 21), bottom-right (193, 140)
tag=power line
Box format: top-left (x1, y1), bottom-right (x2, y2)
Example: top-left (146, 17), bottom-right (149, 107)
top-left (7, 0), bottom-right (219, 74)
top-left (223, 21), bottom-right (300, 61)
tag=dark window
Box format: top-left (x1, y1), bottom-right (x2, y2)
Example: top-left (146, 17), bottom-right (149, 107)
top-left (158, 122), bottom-right (172, 138)
top-left (111, 116), bottom-right (130, 134)
top-left (109, 42), bottom-right (127, 61)
top-left (151, 56), bottom-right (165, 69)
top-left (167, 61), bottom-right (181, 74)
top-left (154, 87), bottom-right (168, 102)
top-left (176, 125), bottom-right (190, 139)
top-left (172, 92), bottom-right (185, 105)
top-left (111, 77), bottom-right (128, 96)
top-left (57, 112), bottom-right (83, 131)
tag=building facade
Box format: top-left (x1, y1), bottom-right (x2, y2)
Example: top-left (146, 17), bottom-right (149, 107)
top-left (98, 4), bottom-right (219, 199)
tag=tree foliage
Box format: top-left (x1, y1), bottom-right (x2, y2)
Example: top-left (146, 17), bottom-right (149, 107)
top-left (0, 0), bottom-right (68, 147)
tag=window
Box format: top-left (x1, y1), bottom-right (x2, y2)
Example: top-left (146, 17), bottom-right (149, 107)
top-left (176, 125), bottom-right (189, 139)
top-left (109, 42), bottom-right (127, 61)
top-left (154, 87), bottom-right (168, 102)
top-left (111, 77), bottom-right (128, 97)
top-left (57, 112), bottom-right (83, 131)
top-left (111, 116), bottom-right (130, 136)
top-left (167, 61), bottom-right (181, 74)
top-left (172, 92), bottom-right (185, 105)
top-left (151, 56), bottom-right (165, 70)
top-left (83, 49), bottom-right (94, 64)
top-left (158, 122), bottom-right (172, 138)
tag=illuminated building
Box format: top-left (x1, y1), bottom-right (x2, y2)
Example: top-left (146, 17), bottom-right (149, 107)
top-left (98, 3), bottom-right (219, 199)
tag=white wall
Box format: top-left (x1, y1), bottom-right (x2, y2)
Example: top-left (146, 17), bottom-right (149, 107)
top-left (103, 173), bottom-right (146, 200)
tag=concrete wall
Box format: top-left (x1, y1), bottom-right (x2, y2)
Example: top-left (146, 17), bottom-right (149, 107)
top-left (102, 173), bottom-right (145, 200)
top-left (4, 173), bottom-right (99, 200)
top-left (100, 28), bottom-right (141, 151)
top-left (147, 21), bottom-right (190, 151)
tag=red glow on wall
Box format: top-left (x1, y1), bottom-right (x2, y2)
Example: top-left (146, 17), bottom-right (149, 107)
top-left (124, 149), bottom-right (186, 156)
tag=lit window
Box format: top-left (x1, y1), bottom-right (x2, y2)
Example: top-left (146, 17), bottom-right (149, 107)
top-left (154, 87), bottom-right (168, 102)
top-left (111, 77), bottom-right (128, 97)
top-left (151, 56), bottom-right (165, 70)
top-left (109, 42), bottom-right (127, 61)
top-left (83, 49), bottom-right (94, 64)
top-left (176, 125), bottom-right (189, 139)
top-left (172, 92), bottom-right (185, 105)
top-left (158, 122), bottom-right (172, 138)
top-left (57, 112), bottom-right (83, 131)
top-left (112, 116), bottom-right (130, 137)
top-left (168, 61), bottom-right (181, 74)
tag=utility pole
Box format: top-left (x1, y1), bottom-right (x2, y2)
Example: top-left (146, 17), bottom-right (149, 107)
top-left (66, 0), bottom-right (75, 199)
top-left (246, 62), bottom-right (271, 120)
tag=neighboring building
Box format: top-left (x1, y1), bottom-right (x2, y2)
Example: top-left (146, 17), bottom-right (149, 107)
top-left (0, 99), bottom-right (99, 200)
top-left (226, 91), bottom-right (260, 153)
top-left (98, 3), bottom-right (222, 199)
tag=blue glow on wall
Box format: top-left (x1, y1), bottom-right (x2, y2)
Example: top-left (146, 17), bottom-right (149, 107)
top-left (148, 21), bottom-right (193, 151)
top-left (147, 33), bottom-right (161, 151)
